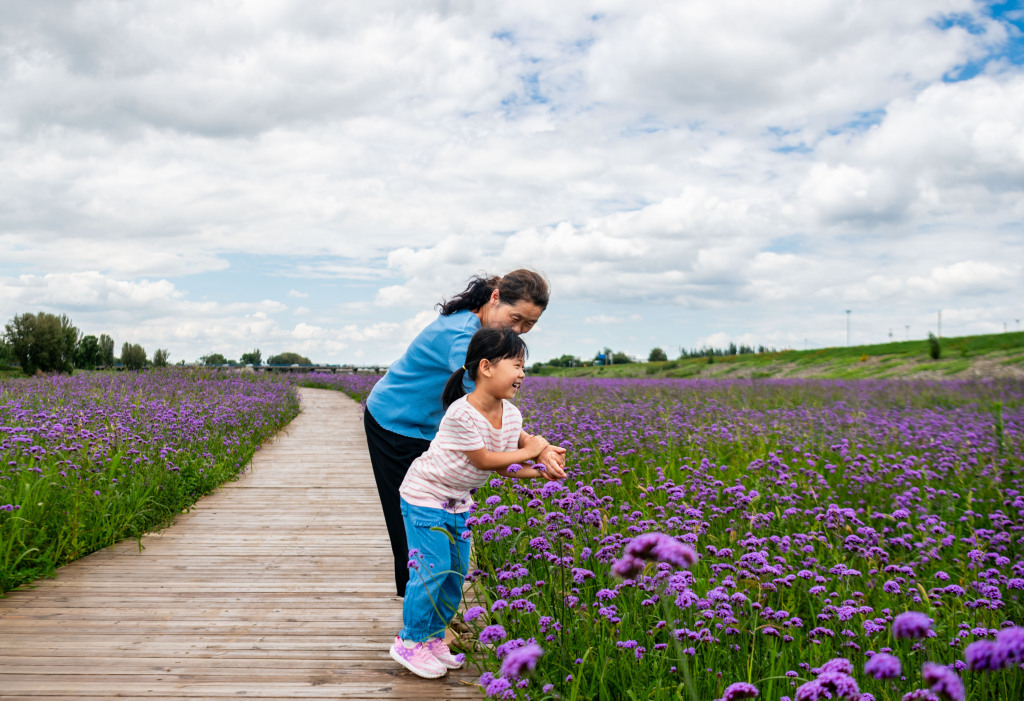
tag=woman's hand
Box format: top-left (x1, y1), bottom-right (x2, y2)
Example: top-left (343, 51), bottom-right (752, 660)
top-left (537, 445), bottom-right (567, 480)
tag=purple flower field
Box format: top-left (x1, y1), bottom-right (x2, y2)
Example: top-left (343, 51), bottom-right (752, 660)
top-left (0, 370), bottom-right (299, 593)
top-left (298, 371), bottom-right (380, 403)
top-left (454, 377), bottom-right (1024, 700)
top-left (8, 370), bottom-right (1023, 700)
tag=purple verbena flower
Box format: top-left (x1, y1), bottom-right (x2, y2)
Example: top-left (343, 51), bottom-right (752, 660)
top-left (464, 606), bottom-right (486, 623)
top-left (995, 626), bottom-right (1024, 664)
top-left (479, 624), bottom-right (507, 645)
top-left (963, 639), bottom-right (1001, 671)
top-left (499, 643), bottom-right (543, 678)
top-left (892, 611), bottom-right (932, 640)
top-left (902, 690), bottom-right (940, 701)
top-left (820, 658), bottom-right (853, 675)
top-left (484, 675), bottom-right (513, 698)
top-left (716, 681), bottom-right (759, 701)
top-left (864, 652), bottom-right (901, 680)
top-left (921, 662), bottom-right (964, 701)
top-left (795, 666), bottom-right (860, 701)
top-left (611, 555), bottom-right (645, 578)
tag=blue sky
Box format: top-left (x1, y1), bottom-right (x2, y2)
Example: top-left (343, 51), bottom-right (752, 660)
top-left (1, 1), bottom-right (1023, 364)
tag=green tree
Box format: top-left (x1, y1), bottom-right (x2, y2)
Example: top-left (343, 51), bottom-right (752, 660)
top-left (120, 342), bottom-right (147, 371)
top-left (648, 347), bottom-right (668, 362)
top-left (152, 348), bottom-right (170, 367)
top-left (0, 338), bottom-right (12, 367)
top-left (99, 334), bottom-right (116, 367)
top-left (611, 351), bottom-right (631, 364)
top-left (546, 354), bottom-right (579, 367)
top-left (201, 353), bottom-right (228, 366)
top-left (4, 312), bottom-right (79, 375)
top-left (76, 334), bottom-right (101, 370)
top-left (240, 349), bottom-right (262, 366)
top-left (267, 351), bottom-right (312, 365)
top-left (928, 332), bottom-right (941, 360)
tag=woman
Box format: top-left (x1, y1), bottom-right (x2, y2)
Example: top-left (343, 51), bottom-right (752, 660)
top-left (364, 269), bottom-right (565, 597)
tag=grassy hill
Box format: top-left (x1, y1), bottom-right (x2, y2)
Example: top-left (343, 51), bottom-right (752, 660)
top-left (531, 331), bottom-right (1024, 380)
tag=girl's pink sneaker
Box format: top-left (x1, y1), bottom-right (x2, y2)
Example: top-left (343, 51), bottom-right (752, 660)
top-left (390, 637), bottom-right (448, 678)
top-left (426, 637), bottom-right (465, 669)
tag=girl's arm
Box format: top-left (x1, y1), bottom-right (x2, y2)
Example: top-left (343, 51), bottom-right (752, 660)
top-left (519, 430), bottom-right (567, 479)
top-left (497, 464), bottom-right (546, 479)
top-left (464, 434), bottom-right (548, 473)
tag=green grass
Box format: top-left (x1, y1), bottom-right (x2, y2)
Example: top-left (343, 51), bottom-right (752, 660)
top-left (531, 331), bottom-right (1024, 380)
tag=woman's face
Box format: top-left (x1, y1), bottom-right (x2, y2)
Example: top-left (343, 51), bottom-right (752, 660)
top-left (485, 290), bottom-right (544, 334)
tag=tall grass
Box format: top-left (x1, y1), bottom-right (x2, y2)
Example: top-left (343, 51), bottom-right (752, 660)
top-left (0, 370), bottom-right (299, 594)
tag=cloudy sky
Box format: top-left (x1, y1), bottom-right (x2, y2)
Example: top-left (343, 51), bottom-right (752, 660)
top-left (2, 1), bottom-right (1022, 365)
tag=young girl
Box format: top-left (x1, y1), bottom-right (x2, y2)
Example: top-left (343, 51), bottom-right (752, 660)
top-left (389, 327), bottom-right (566, 679)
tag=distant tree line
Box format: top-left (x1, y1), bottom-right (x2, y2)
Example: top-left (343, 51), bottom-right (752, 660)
top-left (680, 342), bottom-right (775, 358)
top-left (198, 350), bottom-right (312, 366)
top-left (1, 311), bottom-right (169, 376)
top-left (531, 342), bottom-right (779, 370)
top-left (0, 311), bottom-right (325, 377)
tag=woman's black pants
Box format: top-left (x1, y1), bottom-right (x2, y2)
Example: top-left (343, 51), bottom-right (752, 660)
top-left (363, 409), bottom-right (431, 598)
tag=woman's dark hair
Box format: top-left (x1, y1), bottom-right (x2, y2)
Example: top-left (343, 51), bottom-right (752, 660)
top-left (437, 269), bottom-right (550, 316)
top-left (442, 327), bottom-right (528, 408)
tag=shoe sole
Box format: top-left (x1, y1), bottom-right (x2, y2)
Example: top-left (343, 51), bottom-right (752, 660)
top-left (389, 646), bottom-right (447, 679)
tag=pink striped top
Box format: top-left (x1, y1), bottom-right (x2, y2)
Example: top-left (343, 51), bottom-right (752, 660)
top-left (400, 396), bottom-right (522, 513)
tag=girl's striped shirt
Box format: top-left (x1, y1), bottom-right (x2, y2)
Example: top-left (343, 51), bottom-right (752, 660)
top-left (399, 395), bottom-right (521, 513)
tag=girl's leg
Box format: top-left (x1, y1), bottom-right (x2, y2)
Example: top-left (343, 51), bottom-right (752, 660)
top-left (364, 411), bottom-right (430, 597)
top-left (399, 499), bottom-right (454, 642)
top-left (437, 512), bottom-right (472, 629)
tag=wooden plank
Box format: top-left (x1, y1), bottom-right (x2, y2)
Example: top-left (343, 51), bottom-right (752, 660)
top-left (0, 388), bottom-right (482, 700)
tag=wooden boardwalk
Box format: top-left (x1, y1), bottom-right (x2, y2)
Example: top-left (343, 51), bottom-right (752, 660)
top-left (0, 388), bottom-right (482, 700)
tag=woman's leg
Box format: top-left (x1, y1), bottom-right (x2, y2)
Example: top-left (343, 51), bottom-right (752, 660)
top-left (364, 411), bottom-right (430, 597)
top-left (399, 499), bottom-right (455, 641)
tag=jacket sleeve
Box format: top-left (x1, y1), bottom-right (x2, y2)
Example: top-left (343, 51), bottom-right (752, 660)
top-left (446, 325), bottom-right (475, 372)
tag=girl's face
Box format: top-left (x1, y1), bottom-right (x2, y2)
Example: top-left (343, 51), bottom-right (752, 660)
top-left (482, 355), bottom-right (526, 400)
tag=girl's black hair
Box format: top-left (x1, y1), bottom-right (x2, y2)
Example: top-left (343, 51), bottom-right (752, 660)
top-left (437, 269), bottom-right (550, 316)
top-left (442, 327), bottom-right (528, 408)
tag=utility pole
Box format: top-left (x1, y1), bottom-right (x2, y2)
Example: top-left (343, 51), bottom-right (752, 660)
top-left (845, 310), bottom-right (851, 346)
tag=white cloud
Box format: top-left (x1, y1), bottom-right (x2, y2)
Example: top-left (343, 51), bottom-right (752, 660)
top-left (2, 272), bottom-right (184, 311)
top-left (0, 2), bottom-right (1021, 364)
top-left (584, 0), bottom-right (1005, 133)
top-left (908, 260), bottom-right (1019, 297)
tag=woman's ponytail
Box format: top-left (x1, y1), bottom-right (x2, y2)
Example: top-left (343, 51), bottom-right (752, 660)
top-left (437, 275), bottom-right (499, 316)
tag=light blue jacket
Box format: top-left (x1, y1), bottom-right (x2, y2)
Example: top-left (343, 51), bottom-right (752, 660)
top-left (366, 310), bottom-right (479, 440)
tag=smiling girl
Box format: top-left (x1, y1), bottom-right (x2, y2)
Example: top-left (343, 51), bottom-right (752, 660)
top-left (389, 327), bottom-right (566, 679)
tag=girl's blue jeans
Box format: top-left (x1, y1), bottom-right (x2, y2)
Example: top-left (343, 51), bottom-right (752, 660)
top-left (399, 497), bottom-right (471, 642)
